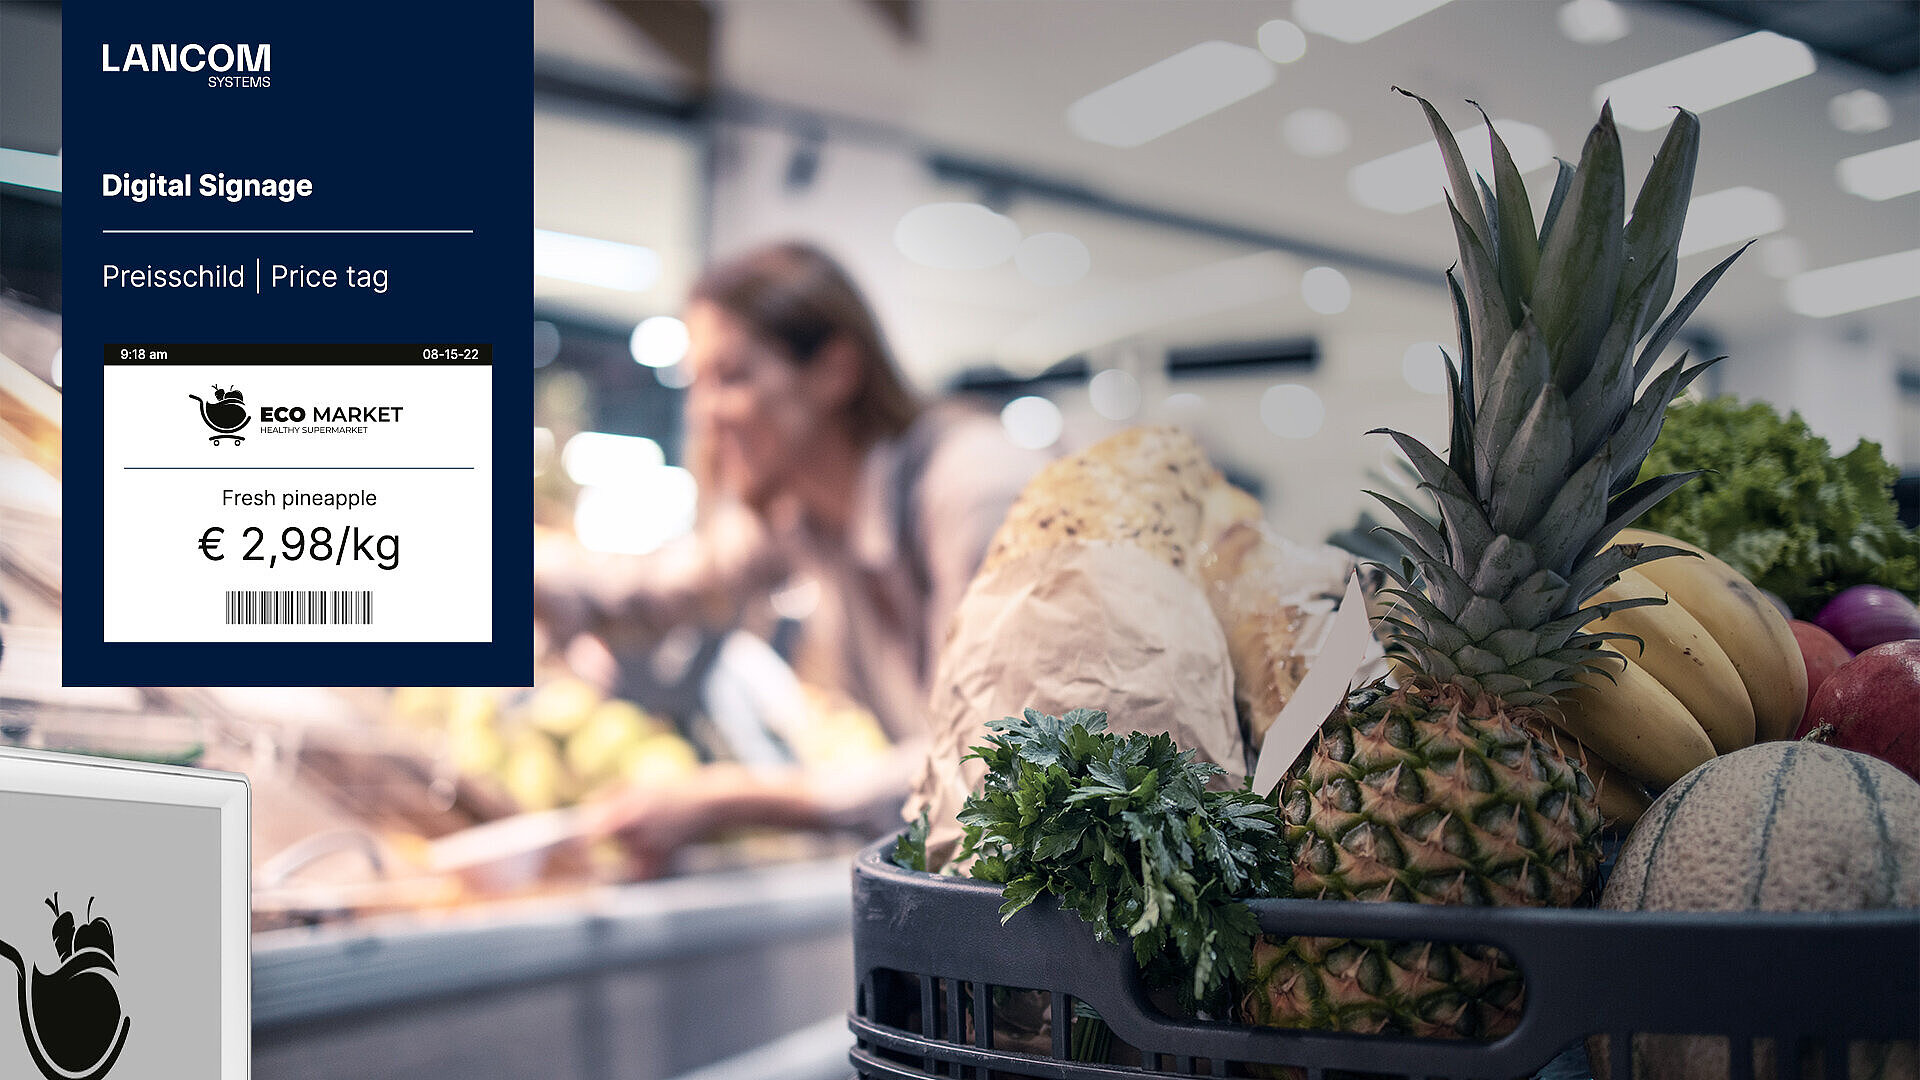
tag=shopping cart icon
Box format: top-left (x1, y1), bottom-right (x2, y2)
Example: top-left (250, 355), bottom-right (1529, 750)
top-left (0, 894), bottom-right (132, 1080)
top-left (188, 386), bottom-right (250, 445)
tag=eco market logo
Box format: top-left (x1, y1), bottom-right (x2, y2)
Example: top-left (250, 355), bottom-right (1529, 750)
top-left (189, 386), bottom-right (251, 445)
top-left (188, 381), bottom-right (407, 441)
top-left (0, 893), bottom-right (132, 1080)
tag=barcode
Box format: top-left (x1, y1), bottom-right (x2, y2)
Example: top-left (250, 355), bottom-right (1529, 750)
top-left (224, 590), bottom-right (372, 625)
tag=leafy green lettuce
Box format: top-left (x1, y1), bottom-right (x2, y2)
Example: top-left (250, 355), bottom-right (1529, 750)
top-left (1638, 396), bottom-right (1919, 618)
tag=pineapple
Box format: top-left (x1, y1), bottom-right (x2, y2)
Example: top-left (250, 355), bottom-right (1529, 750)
top-left (1243, 92), bottom-right (1747, 1038)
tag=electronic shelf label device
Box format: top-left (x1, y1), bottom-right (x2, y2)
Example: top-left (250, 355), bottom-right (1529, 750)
top-left (0, 748), bottom-right (249, 1080)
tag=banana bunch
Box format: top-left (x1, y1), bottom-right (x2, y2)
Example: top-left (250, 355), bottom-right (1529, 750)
top-left (1540, 528), bottom-right (1809, 822)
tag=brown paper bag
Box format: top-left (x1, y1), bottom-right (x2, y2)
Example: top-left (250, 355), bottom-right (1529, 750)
top-left (906, 540), bottom-right (1243, 869)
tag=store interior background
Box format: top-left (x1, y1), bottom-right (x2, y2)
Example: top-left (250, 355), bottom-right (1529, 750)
top-left (515, 0), bottom-right (1920, 551)
top-left (0, 2), bottom-right (1917, 1079)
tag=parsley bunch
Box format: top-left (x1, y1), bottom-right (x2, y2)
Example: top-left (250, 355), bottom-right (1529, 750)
top-left (892, 808), bottom-right (931, 872)
top-left (955, 708), bottom-right (1290, 1010)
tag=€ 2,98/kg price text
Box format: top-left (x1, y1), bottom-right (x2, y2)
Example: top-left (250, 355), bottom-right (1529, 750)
top-left (197, 524), bottom-right (401, 571)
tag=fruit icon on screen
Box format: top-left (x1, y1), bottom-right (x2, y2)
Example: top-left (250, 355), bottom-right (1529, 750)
top-left (0, 893), bottom-right (132, 1080)
top-left (44, 894), bottom-right (73, 961)
top-left (70, 900), bottom-right (113, 962)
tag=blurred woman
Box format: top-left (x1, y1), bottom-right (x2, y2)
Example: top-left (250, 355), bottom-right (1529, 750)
top-left (537, 241), bottom-right (1047, 875)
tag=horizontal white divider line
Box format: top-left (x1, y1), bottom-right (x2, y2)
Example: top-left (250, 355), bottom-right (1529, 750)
top-left (103, 228), bottom-right (475, 234)
top-left (124, 465), bottom-right (477, 470)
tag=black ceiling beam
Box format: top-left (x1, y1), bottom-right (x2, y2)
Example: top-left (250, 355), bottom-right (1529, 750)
top-left (533, 62), bottom-right (709, 126)
top-left (1167, 336), bottom-right (1320, 374)
top-left (1646, 0), bottom-right (1920, 76)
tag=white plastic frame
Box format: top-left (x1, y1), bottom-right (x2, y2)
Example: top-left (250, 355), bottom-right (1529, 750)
top-left (0, 745), bottom-right (249, 1079)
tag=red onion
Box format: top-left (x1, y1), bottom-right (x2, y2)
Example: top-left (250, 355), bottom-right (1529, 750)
top-left (1814, 585), bottom-right (1920, 653)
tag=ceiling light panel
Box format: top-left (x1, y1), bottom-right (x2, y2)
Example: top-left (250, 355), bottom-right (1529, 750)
top-left (534, 229), bottom-right (661, 292)
top-left (1837, 140), bottom-right (1920, 202)
top-left (894, 202), bottom-right (1021, 269)
top-left (1595, 31), bottom-right (1816, 132)
top-left (1678, 187), bottom-right (1785, 257)
top-left (1067, 41), bottom-right (1274, 149)
top-left (1786, 249), bottom-right (1920, 317)
top-left (1293, 0), bottom-right (1454, 44)
top-left (562, 432), bottom-right (665, 488)
top-left (0, 148), bottom-right (61, 192)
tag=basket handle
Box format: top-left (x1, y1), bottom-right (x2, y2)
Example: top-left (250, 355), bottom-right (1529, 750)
top-left (854, 841), bottom-right (1920, 1074)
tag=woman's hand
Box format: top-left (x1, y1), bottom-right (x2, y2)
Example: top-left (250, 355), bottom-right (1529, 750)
top-left (583, 765), bottom-right (822, 880)
top-left (584, 775), bottom-right (726, 880)
top-left (583, 745), bottom-right (922, 880)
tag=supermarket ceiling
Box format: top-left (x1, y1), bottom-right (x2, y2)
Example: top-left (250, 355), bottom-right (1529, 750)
top-left (1661, 0), bottom-right (1920, 77)
top-left (532, 0), bottom-right (1920, 385)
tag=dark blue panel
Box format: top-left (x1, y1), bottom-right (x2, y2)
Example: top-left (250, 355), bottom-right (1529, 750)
top-left (63, 5), bottom-right (531, 686)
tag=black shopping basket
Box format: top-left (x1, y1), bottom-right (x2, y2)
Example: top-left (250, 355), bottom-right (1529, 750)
top-left (848, 836), bottom-right (1920, 1079)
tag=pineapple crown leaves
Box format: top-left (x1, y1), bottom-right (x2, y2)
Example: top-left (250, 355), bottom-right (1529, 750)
top-left (1374, 90), bottom-right (1748, 702)
top-left (955, 708), bottom-right (1290, 1010)
top-left (1372, 556), bottom-right (1667, 699)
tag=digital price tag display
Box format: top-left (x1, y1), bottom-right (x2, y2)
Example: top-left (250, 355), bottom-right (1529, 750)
top-left (101, 344), bottom-right (491, 644)
top-left (0, 748), bottom-right (249, 1080)
top-left (61, 4), bottom-right (530, 686)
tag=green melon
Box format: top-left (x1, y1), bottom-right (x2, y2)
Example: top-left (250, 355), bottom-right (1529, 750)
top-left (1592, 742), bottom-right (1920, 1080)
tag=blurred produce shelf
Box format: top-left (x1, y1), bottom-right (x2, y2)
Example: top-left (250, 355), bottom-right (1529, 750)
top-left (252, 856), bottom-right (854, 1080)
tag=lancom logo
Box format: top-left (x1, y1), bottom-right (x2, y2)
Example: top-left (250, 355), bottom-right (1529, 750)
top-left (101, 43), bottom-right (272, 89)
top-left (101, 43), bottom-right (270, 73)
top-left (0, 893), bottom-right (132, 1080)
top-left (188, 385), bottom-right (250, 445)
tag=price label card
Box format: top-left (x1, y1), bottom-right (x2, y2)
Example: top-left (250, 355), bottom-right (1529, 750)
top-left (102, 344), bottom-right (491, 644)
top-left (62, 5), bottom-right (530, 685)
